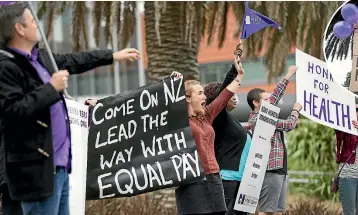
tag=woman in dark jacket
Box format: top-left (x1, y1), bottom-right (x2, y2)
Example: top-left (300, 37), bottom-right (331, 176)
top-left (204, 45), bottom-right (250, 215)
top-left (335, 104), bottom-right (358, 215)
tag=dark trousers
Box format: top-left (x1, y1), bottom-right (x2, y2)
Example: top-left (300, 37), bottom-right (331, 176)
top-left (2, 187), bottom-right (23, 215)
top-left (222, 180), bottom-right (248, 215)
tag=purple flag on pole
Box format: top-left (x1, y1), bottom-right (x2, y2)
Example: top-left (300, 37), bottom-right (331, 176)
top-left (241, 2), bottom-right (281, 39)
top-left (0, 1), bottom-right (17, 6)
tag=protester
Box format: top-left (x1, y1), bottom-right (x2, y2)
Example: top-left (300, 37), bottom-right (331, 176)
top-left (335, 101), bottom-right (358, 215)
top-left (203, 45), bottom-right (250, 215)
top-left (174, 56), bottom-right (245, 215)
top-left (0, 2), bottom-right (140, 215)
top-left (246, 66), bottom-right (301, 215)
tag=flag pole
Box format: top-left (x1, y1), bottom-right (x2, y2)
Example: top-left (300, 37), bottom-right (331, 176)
top-left (27, 1), bottom-right (72, 99)
top-left (136, 1), bottom-right (146, 87)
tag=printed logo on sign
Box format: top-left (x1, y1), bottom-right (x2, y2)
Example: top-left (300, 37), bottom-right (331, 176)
top-left (237, 193), bottom-right (258, 206)
top-left (237, 194), bottom-right (246, 204)
top-left (244, 195), bottom-right (258, 206)
top-left (245, 15), bottom-right (263, 24)
top-left (245, 16), bottom-right (251, 24)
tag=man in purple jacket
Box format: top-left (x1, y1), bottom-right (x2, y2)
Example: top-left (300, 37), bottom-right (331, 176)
top-left (0, 2), bottom-right (140, 215)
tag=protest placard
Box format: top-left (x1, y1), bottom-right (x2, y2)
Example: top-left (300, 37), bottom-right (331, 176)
top-left (86, 76), bottom-right (203, 200)
top-left (296, 49), bottom-right (358, 135)
top-left (234, 101), bottom-right (280, 213)
top-left (66, 99), bottom-right (89, 215)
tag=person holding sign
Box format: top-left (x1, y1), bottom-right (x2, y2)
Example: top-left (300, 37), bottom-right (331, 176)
top-left (247, 66), bottom-right (301, 215)
top-left (334, 101), bottom-right (358, 215)
top-left (204, 44), bottom-right (250, 215)
top-left (175, 60), bottom-right (245, 215)
top-left (0, 2), bottom-right (140, 215)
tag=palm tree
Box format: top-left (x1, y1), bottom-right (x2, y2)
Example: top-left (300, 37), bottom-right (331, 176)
top-left (37, 1), bottom-right (340, 83)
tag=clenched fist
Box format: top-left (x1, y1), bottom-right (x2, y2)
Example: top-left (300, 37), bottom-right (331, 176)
top-left (50, 70), bottom-right (69, 92)
top-left (284, 65), bottom-right (298, 80)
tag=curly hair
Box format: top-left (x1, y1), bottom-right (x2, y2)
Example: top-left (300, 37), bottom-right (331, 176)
top-left (204, 82), bottom-right (222, 105)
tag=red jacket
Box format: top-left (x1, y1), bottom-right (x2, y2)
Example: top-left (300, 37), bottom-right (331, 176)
top-left (335, 130), bottom-right (358, 164)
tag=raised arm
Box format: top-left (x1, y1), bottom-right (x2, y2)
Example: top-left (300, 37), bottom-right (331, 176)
top-left (219, 65), bottom-right (237, 93)
top-left (206, 57), bottom-right (245, 122)
top-left (206, 89), bottom-right (234, 122)
top-left (218, 44), bottom-right (242, 94)
top-left (207, 46), bottom-right (241, 119)
top-left (53, 49), bottom-right (113, 75)
top-left (268, 65), bottom-right (297, 106)
top-left (276, 103), bottom-right (301, 131)
top-left (52, 48), bottom-right (141, 75)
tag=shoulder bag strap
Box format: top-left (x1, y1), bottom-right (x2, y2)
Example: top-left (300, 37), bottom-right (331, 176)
top-left (336, 151), bottom-right (355, 178)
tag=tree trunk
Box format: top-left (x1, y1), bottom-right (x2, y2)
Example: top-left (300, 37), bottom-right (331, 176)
top-left (144, 2), bottom-right (199, 82)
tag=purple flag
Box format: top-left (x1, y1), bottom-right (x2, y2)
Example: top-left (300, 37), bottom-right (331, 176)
top-left (241, 2), bottom-right (281, 39)
top-left (0, 1), bottom-right (17, 6)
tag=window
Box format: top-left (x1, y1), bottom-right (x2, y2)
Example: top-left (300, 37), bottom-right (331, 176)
top-left (198, 54), bottom-right (295, 85)
top-left (77, 73), bottom-right (92, 96)
top-left (95, 66), bottom-right (114, 95)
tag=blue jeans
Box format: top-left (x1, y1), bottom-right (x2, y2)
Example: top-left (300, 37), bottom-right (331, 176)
top-left (339, 178), bottom-right (358, 215)
top-left (20, 167), bottom-right (70, 215)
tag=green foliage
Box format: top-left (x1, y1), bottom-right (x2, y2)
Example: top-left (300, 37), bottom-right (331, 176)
top-left (287, 119), bottom-right (338, 201)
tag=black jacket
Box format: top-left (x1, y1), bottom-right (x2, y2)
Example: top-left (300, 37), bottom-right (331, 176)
top-left (0, 43), bottom-right (113, 201)
top-left (208, 65), bottom-right (250, 171)
top-left (0, 119), bottom-right (5, 192)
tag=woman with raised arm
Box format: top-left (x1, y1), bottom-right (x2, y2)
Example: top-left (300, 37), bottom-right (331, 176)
top-left (174, 59), bottom-right (245, 215)
top-left (203, 45), bottom-right (250, 215)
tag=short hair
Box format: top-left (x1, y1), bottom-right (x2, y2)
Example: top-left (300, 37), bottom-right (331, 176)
top-left (204, 82), bottom-right (222, 105)
top-left (184, 80), bottom-right (201, 97)
top-left (0, 2), bottom-right (28, 44)
top-left (247, 88), bottom-right (265, 110)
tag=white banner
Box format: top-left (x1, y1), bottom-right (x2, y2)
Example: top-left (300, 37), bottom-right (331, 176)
top-left (66, 99), bottom-right (89, 215)
top-left (234, 101), bottom-right (280, 213)
top-left (296, 49), bottom-right (358, 135)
